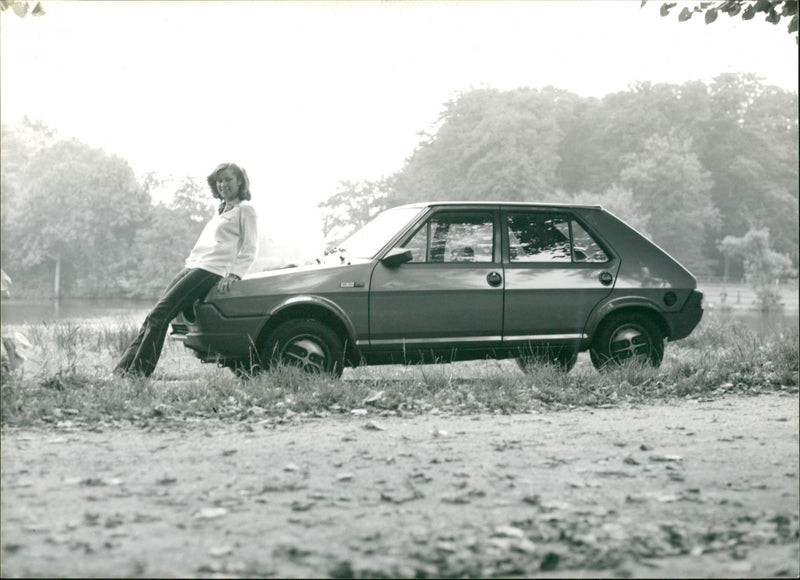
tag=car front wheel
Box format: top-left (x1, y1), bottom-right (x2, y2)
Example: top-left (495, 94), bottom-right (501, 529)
top-left (590, 313), bottom-right (664, 370)
top-left (260, 318), bottom-right (344, 377)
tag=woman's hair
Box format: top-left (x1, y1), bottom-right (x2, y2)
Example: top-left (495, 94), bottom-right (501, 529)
top-left (207, 163), bottom-right (252, 213)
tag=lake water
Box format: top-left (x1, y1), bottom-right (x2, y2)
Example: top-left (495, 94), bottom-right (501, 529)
top-left (0, 298), bottom-right (153, 326)
top-left (1, 298), bottom-right (797, 335)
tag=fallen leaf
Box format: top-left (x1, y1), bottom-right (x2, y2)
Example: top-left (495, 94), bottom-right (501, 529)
top-left (649, 454), bottom-right (683, 463)
top-left (194, 507), bottom-right (228, 520)
top-left (363, 421), bottom-right (385, 431)
top-left (351, 409), bottom-right (368, 416)
top-left (363, 391), bottom-right (384, 405)
top-left (284, 463), bottom-right (300, 472)
top-left (290, 501), bottom-right (315, 512)
top-left (336, 472), bottom-right (354, 481)
top-left (515, 538), bottom-right (538, 554)
top-left (493, 525), bottom-right (525, 539)
top-left (441, 494), bottom-right (470, 504)
top-left (381, 490), bottom-right (425, 504)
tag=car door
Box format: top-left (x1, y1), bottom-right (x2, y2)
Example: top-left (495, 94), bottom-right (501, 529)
top-left (501, 208), bottom-right (619, 345)
top-left (368, 208), bottom-right (504, 353)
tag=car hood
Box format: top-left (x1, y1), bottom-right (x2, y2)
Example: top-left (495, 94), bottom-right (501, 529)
top-left (205, 258), bottom-right (375, 301)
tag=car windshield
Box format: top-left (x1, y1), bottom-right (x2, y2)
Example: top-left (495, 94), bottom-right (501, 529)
top-left (338, 206), bottom-right (425, 259)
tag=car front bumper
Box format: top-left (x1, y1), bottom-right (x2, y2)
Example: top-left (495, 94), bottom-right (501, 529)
top-left (171, 303), bottom-right (266, 362)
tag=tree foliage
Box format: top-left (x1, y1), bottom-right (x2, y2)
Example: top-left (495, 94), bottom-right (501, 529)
top-left (0, 0), bottom-right (44, 18)
top-left (8, 140), bottom-right (150, 296)
top-left (719, 228), bottom-right (796, 309)
top-left (650, 0), bottom-right (798, 37)
top-left (318, 179), bottom-right (390, 245)
top-left (0, 123), bottom-right (221, 298)
top-left (320, 75), bottom-right (797, 278)
top-left (618, 132), bottom-right (720, 274)
top-left (388, 88), bottom-right (567, 207)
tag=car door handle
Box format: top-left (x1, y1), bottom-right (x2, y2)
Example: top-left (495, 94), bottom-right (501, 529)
top-left (486, 271), bottom-right (503, 287)
top-left (599, 271), bottom-right (614, 286)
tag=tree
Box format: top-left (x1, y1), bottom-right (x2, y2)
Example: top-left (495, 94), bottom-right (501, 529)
top-left (388, 88), bottom-right (566, 207)
top-left (116, 175), bottom-right (215, 298)
top-left (567, 185), bottom-right (652, 236)
top-left (316, 78), bottom-right (796, 279)
top-left (618, 132), bottom-right (720, 274)
top-left (12, 139), bottom-right (150, 297)
top-left (318, 178), bottom-right (390, 246)
top-left (651, 0), bottom-right (798, 37)
top-left (0, 119), bottom-right (57, 272)
top-left (696, 74), bottom-right (799, 273)
top-left (718, 228), bottom-right (796, 309)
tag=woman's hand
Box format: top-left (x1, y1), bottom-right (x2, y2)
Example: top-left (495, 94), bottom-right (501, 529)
top-left (217, 274), bottom-right (241, 295)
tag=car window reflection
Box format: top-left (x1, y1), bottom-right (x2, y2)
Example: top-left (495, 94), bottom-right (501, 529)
top-left (403, 212), bottom-right (494, 263)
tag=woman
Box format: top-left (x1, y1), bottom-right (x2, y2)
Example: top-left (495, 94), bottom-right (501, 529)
top-left (114, 162), bottom-right (258, 378)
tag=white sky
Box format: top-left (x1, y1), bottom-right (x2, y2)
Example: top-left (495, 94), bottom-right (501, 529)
top-left (1, 0), bottom-right (797, 253)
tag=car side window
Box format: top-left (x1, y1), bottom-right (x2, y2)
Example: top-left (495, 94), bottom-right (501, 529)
top-left (402, 212), bottom-right (494, 263)
top-left (571, 220), bottom-right (608, 263)
top-left (507, 212), bottom-right (609, 264)
top-left (507, 213), bottom-right (571, 262)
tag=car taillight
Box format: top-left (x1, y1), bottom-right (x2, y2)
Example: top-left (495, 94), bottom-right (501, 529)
top-left (687, 290), bottom-right (703, 309)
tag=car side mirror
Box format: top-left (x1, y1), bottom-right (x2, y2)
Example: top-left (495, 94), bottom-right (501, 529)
top-left (381, 248), bottom-right (413, 267)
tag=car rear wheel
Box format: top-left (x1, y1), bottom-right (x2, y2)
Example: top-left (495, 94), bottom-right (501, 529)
top-left (260, 319), bottom-right (344, 378)
top-left (590, 313), bottom-right (664, 370)
top-left (517, 345), bottom-right (578, 373)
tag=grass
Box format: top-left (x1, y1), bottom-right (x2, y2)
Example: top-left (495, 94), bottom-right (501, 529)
top-left (1, 312), bottom-right (797, 427)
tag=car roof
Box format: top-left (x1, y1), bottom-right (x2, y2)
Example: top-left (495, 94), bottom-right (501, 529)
top-left (394, 201), bottom-right (604, 211)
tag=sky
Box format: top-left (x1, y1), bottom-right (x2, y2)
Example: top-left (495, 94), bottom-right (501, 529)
top-left (1, 0), bottom-right (798, 256)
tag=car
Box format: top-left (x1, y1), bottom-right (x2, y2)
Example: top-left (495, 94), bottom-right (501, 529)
top-left (171, 202), bottom-right (704, 377)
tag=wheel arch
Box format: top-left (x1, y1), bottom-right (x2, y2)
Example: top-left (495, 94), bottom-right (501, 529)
top-left (256, 296), bottom-right (360, 365)
top-left (586, 300), bottom-right (669, 345)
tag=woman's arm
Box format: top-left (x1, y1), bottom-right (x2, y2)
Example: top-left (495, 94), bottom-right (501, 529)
top-left (229, 204), bottom-right (259, 279)
top-left (217, 204), bottom-right (259, 295)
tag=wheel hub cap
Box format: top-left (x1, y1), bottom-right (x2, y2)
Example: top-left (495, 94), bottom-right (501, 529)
top-left (609, 326), bottom-right (650, 360)
top-left (283, 338), bottom-right (326, 372)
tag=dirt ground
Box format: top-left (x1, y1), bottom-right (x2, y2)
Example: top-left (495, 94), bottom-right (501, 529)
top-left (1, 393), bottom-right (798, 579)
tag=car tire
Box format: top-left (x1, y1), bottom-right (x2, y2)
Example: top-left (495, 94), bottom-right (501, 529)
top-left (260, 318), bottom-right (344, 378)
top-left (590, 313), bottom-right (664, 370)
top-left (517, 345), bottom-right (578, 373)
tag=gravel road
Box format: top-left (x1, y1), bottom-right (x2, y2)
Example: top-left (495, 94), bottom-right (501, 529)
top-left (1, 393), bottom-right (798, 578)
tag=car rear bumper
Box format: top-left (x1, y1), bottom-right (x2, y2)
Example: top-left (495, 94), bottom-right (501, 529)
top-left (665, 290), bottom-right (704, 341)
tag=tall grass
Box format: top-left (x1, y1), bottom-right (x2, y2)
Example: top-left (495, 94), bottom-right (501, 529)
top-left (1, 312), bottom-right (797, 427)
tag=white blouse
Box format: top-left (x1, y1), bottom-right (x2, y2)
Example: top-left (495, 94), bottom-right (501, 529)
top-left (184, 201), bottom-right (258, 279)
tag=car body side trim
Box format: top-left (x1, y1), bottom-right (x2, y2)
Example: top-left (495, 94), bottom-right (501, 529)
top-left (359, 333), bottom-right (587, 347)
top-left (503, 333), bottom-right (588, 341)
top-left (364, 336), bottom-right (503, 346)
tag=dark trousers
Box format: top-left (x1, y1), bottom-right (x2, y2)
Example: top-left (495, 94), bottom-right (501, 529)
top-left (115, 268), bottom-right (221, 377)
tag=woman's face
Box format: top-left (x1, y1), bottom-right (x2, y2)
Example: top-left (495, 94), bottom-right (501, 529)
top-left (216, 167), bottom-right (241, 202)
